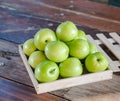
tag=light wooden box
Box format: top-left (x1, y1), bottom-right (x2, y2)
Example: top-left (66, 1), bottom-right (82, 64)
top-left (19, 32), bottom-right (120, 94)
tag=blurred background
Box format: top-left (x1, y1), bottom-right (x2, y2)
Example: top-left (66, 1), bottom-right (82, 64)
top-left (90, 0), bottom-right (120, 7)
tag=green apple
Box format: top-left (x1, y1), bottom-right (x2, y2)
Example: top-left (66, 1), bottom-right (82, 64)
top-left (59, 57), bottom-right (83, 78)
top-left (85, 52), bottom-right (108, 72)
top-left (28, 51), bottom-right (47, 69)
top-left (75, 30), bottom-right (87, 41)
top-left (68, 39), bottom-right (89, 59)
top-left (45, 41), bottom-right (69, 62)
top-left (56, 21), bottom-right (78, 42)
top-left (89, 42), bottom-right (98, 54)
top-left (34, 28), bottom-right (57, 51)
top-left (35, 60), bottom-right (59, 82)
top-left (23, 38), bottom-right (36, 56)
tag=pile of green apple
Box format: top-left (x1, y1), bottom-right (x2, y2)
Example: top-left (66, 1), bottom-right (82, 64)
top-left (23, 21), bottom-right (109, 83)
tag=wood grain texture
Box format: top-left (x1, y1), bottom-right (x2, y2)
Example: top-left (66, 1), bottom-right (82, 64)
top-left (0, 0), bottom-right (120, 32)
top-left (0, 77), bottom-right (67, 101)
top-left (73, 93), bottom-right (120, 101)
top-left (0, 0), bottom-right (120, 100)
top-left (0, 7), bottom-right (102, 43)
top-left (52, 75), bottom-right (120, 100)
top-left (0, 39), bottom-right (33, 85)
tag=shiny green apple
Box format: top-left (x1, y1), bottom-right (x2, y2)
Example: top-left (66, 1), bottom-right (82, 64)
top-left (28, 51), bottom-right (47, 69)
top-left (59, 57), bottom-right (83, 78)
top-left (85, 52), bottom-right (108, 72)
top-left (75, 30), bottom-right (87, 41)
top-left (68, 39), bottom-right (89, 59)
top-left (34, 28), bottom-right (57, 51)
top-left (89, 42), bottom-right (98, 54)
top-left (45, 41), bottom-right (69, 62)
top-left (56, 21), bottom-right (78, 42)
top-left (23, 38), bottom-right (36, 56)
top-left (35, 60), bottom-right (59, 83)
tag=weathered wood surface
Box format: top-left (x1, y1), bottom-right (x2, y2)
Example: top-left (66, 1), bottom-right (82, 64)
top-left (0, 77), bottom-right (67, 101)
top-left (0, 0), bottom-right (120, 100)
top-left (0, 0), bottom-right (120, 33)
top-left (0, 5), bottom-right (102, 44)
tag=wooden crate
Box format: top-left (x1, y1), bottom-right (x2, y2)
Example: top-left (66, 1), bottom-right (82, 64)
top-left (19, 32), bottom-right (120, 94)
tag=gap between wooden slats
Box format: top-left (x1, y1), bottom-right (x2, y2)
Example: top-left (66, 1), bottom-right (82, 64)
top-left (96, 34), bottom-right (120, 61)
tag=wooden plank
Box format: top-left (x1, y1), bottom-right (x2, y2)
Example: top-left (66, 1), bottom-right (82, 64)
top-left (36, 70), bottom-right (112, 94)
top-left (73, 93), bottom-right (120, 101)
top-left (0, 39), bottom-right (33, 86)
top-left (97, 34), bottom-right (120, 61)
top-left (95, 38), bottom-right (115, 45)
top-left (52, 74), bottom-right (120, 100)
top-left (0, 7), bottom-right (101, 44)
top-left (0, 8), bottom-right (101, 43)
top-left (1, 0), bottom-right (120, 21)
top-left (32, 0), bottom-right (120, 24)
top-left (0, 77), bottom-right (67, 101)
top-left (0, 39), bottom-right (18, 53)
top-left (114, 61), bottom-right (120, 68)
top-left (109, 32), bottom-right (120, 44)
top-left (0, 0), bottom-right (120, 32)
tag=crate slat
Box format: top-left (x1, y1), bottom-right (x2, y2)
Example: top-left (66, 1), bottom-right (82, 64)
top-left (109, 32), bottom-right (120, 44)
top-left (114, 61), bottom-right (120, 67)
top-left (96, 34), bottom-right (120, 61)
top-left (36, 70), bottom-right (112, 94)
top-left (19, 45), bottom-right (38, 90)
top-left (95, 38), bottom-right (115, 45)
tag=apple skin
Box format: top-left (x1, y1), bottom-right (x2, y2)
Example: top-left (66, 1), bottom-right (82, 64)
top-left (23, 38), bottom-right (36, 56)
top-left (75, 30), bottom-right (87, 41)
top-left (45, 41), bottom-right (69, 62)
top-left (34, 28), bottom-right (57, 51)
top-left (68, 39), bottom-right (89, 60)
top-left (28, 51), bottom-right (47, 69)
top-left (59, 57), bottom-right (83, 78)
top-left (85, 52), bottom-right (108, 72)
top-left (88, 42), bottom-right (98, 54)
top-left (56, 21), bottom-right (78, 42)
top-left (35, 60), bottom-right (59, 83)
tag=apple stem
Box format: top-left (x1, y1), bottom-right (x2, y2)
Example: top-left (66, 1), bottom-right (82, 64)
top-left (97, 59), bottom-right (101, 62)
top-left (45, 40), bottom-right (48, 43)
top-left (50, 69), bottom-right (56, 74)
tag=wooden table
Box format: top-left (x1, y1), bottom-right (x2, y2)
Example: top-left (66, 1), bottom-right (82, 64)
top-left (0, 0), bottom-right (120, 101)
